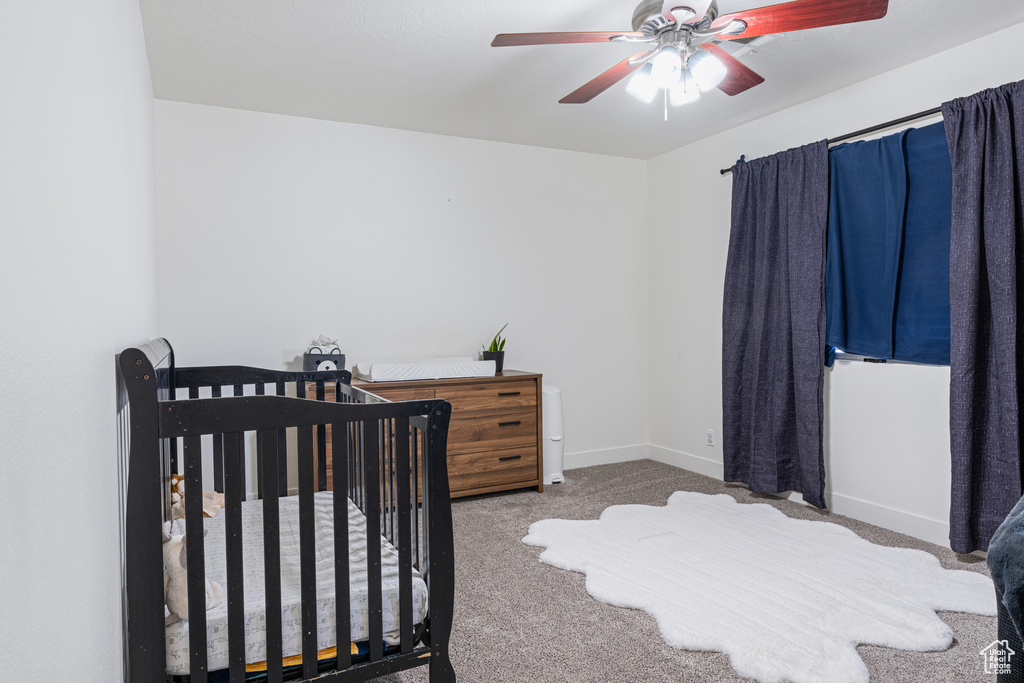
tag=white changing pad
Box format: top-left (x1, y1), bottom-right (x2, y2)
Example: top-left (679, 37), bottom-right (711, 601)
top-left (353, 357), bottom-right (496, 382)
top-left (164, 492), bottom-right (428, 675)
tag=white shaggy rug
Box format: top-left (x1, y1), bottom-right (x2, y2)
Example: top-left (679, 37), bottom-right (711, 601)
top-left (522, 492), bottom-right (996, 683)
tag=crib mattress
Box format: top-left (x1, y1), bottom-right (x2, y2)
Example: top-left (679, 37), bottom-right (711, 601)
top-left (353, 357), bottom-right (496, 382)
top-left (164, 492), bottom-right (428, 676)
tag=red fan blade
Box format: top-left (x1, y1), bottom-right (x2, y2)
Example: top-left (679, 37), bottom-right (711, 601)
top-left (559, 52), bottom-right (652, 104)
top-left (710, 0), bottom-right (888, 40)
top-left (660, 1), bottom-right (714, 24)
top-left (700, 43), bottom-right (765, 96)
top-left (492, 32), bottom-right (645, 47)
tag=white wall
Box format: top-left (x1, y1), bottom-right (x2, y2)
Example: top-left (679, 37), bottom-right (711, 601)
top-left (154, 102), bottom-right (649, 464)
top-left (0, 1), bottom-right (158, 680)
top-left (647, 23), bottom-right (1024, 546)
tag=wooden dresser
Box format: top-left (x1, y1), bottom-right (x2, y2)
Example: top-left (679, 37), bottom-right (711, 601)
top-left (352, 371), bottom-right (544, 498)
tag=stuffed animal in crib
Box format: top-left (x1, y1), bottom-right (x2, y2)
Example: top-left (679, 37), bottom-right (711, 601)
top-left (170, 474), bottom-right (186, 518)
top-left (171, 473), bottom-right (186, 498)
top-left (163, 524), bottom-right (224, 624)
top-left (169, 473), bottom-right (224, 520)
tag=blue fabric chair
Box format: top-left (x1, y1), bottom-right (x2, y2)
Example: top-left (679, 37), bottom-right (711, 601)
top-left (988, 495), bottom-right (1024, 682)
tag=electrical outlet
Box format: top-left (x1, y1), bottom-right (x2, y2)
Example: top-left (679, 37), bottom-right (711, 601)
top-left (706, 429), bottom-right (715, 447)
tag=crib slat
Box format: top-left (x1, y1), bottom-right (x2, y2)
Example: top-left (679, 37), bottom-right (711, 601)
top-left (395, 416), bottom-right (413, 653)
top-left (223, 431), bottom-right (246, 682)
top-left (255, 385), bottom-right (266, 500)
top-left (184, 434), bottom-right (209, 683)
top-left (255, 383), bottom-right (265, 500)
top-left (420, 429), bottom-right (432, 587)
top-left (316, 381), bottom-right (327, 491)
top-left (277, 382), bottom-right (287, 497)
top-left (273, 381), bottom-right (286, 499)
top-left (355, 422), bottom-right (363, 509)
top-left (297, 424), bottom-right (318, 680)
top-left (212, 386), bottom-right (224, 493)
top-left (412, 429), bottom-right (420, 570)
top-left (261, 430), bottom-right (284, 683)
top-left (332, 420), bottom-right (352, 671)
top-left (170, 435), bottom-right (179, 475)
top-left (365, 419), bottom-right (384, 662)
top-left (387, 420), bottom-right (395, 544)
top-left (351, 422), bottom-right (361, 510)
top-left (278, 428), bottom-right (288, 498)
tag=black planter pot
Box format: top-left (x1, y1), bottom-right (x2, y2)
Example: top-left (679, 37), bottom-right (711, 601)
top-left (483, 350), bottom-right (505, 373)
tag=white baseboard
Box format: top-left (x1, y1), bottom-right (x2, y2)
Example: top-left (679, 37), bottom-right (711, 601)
top-left (648, 444), bottom-right (724, 479)
top-left (646, 445), bottom-right (952, 548)
top-left (277, 437), bottom-right (954, 548)
top-left (826, 491), bottom-right (951, 547)
top-left (564, 444), bottom-right (649, 470)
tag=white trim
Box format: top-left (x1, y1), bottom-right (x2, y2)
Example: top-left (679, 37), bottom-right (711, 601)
top-left (298, 437), bottom-right (955, 548)
top-left (564, 444), bottom-right (649, 470)
top-left (826, 491), bottom-right (950, 547)
top-left (648, 444), bottom-right (724, 479)
top-left (646, 445), bottom-right (953, 548)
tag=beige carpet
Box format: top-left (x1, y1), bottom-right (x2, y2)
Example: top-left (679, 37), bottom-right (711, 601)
top-left (379, 459), bottom-right (995, 683)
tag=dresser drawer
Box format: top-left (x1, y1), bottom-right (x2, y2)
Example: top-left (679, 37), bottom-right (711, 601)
top-left (445, 410), bottom-right (537, 456)
top-left (439, 380), bottom-right (537, 417)
top-left (447, 446), bottom-right (539, 492)
top-left (349, 371), bottom-right (543, 497)
top-left (361, 385), bottom-right (436, 402)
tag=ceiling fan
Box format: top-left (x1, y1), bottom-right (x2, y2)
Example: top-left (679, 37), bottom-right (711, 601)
top-left (491, 0), bottom-right (889, 106)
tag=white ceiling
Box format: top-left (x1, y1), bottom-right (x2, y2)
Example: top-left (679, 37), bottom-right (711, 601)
top-left (139, 0), bottom-right (1024, 159)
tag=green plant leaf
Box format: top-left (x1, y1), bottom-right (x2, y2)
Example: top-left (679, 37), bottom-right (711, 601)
top-left (484, 323), bottom-right (508, 353)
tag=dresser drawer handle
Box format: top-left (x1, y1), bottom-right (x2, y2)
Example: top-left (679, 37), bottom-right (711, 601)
top-left (498, 420), bottom-right (522, 427)
top-left (498, 455), bottom-right (522, 462)
top-left (498, 391), bottom-right (521, 397)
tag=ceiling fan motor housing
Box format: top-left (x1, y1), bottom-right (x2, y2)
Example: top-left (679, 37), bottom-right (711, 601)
top-left (632, 0), bottom-right (719, 33)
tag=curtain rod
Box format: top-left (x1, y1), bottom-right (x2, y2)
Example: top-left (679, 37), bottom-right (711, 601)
top-left (718, 105), bottom-right (944, 176)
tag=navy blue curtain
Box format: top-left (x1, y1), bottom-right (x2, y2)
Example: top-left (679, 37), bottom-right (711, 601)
top-left (944, 80), bottom-right (1024, 554)
top-left (723, 142), bottom-right (829, 509)
top-left (825, 122), bottom-right (952, 365)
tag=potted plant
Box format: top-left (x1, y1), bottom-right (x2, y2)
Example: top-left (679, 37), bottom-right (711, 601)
top-left (482, 323), bottom-right (508, 373)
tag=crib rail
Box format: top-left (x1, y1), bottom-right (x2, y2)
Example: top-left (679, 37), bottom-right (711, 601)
top-left (119, 341), bottom-right (455, 683)
top-left (171, 364), bottom-right (354, 496)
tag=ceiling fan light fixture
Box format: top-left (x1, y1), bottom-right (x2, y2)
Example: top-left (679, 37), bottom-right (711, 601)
top-left (689, 49), bottom-right (727, 91)
top-left (669, 69), bottom-right (701, 106)
top-left (626, 63), bottom-right (658, 103)
top-left (650, 45), bottom-right (682, 88)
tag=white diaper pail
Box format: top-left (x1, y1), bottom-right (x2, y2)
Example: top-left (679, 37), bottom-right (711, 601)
top-left (542, 385), bottom-right (564, 484)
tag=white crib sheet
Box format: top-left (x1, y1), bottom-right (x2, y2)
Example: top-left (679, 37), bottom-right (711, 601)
top-left (164, 491), bottom-right (428, 675)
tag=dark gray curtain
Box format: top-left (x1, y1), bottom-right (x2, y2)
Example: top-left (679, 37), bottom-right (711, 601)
top-left (944, 80), bottom-right (1024, 554)
top-left (722, 141), bottom-right (829, 509)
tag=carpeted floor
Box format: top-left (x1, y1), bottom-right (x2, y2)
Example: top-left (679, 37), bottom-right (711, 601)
top-left (378, 459), bottom-right (995, 683)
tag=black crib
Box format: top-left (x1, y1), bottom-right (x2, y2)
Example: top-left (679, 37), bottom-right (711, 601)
top-left (117, 339), bottom-right (456, 682)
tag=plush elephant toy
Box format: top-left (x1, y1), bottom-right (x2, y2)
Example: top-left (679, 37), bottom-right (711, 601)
top-left (163, 523), bottom-right (224, 625)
